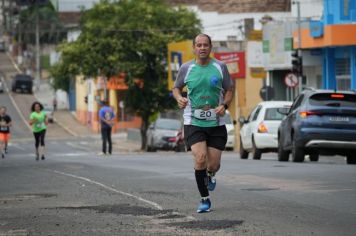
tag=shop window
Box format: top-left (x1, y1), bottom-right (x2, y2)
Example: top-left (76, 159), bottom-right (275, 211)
top-left (335, 58), bottom-right (351, 90)
top-left (341, 0), bottom-right (350, 20)
top-left (117, 92), bottom-right (134, 122)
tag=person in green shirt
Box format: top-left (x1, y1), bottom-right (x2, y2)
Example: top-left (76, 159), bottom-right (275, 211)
top-left (173, 34), bottom-right (234, 213)
top-left (29, 102), bottom-right (48, 161)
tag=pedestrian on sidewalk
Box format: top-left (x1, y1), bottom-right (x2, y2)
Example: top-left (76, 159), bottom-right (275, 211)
top-left (98, 100), bottom-right (115, 155)
top-left (29, 102), bottom-right (48, 161)
top-left (172, 34), bottom-right (234, 213)
top-left (0, 106), bottom-right (12, 159)
top-left (53, 97), bottom-right (57, 112)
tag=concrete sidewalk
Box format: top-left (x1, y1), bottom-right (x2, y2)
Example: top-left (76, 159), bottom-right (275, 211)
top-left (53, 109), bottom-right (142, 153)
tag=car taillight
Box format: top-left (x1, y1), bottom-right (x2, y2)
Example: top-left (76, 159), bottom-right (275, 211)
top-left (257, 122), bottom-right (268, 133)
top-left (299, 111), bottom-right (320, 118)
top-left (331, 94), bottom-right (344, 99)
top-left (168, 137), bottom-right (177, 142)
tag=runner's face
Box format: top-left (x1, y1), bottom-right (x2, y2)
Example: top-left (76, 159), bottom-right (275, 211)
top-left (0, 108), bottom-right (5, 115)
top-left (35, 104), bottom-right (41, 112)
top-left (193, 36), bottom-right (211, 60)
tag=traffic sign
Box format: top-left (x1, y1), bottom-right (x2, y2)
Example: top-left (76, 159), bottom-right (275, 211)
top-left (284, 73), bottom-right (299, 88)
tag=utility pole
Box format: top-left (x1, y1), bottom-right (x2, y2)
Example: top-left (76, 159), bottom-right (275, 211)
top-left (293, 1), bottom-right (303, 94)
top-left (35, 3), bottom-right (40, 91)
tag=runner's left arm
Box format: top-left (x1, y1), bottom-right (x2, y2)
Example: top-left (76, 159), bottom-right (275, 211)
top-left (215, 64), bottom-right (234, 116)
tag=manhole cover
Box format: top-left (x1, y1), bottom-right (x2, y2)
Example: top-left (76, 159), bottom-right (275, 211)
top-left (166, 220), bottom-right (243, 230)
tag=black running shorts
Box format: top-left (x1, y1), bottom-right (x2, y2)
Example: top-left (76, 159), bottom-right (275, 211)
top-left (184, 125), bottom-right (227, 151)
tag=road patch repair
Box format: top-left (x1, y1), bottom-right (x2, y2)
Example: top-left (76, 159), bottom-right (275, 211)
top-left (0, 193), bottom-right (57, 204)
top-left (51, 204), bottom-right (244, 231)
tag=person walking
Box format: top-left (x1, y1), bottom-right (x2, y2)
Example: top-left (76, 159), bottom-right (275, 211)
top-left (29, 102), bottom-right (48, 161)
top-left (53, 97), bottom-right (57, 112)
top-left (173, 34), bottom-right (234, 213)
top-left (0, 106), bottom-right (12, 158)
top-left (98, 100), bottom-right (115, 155)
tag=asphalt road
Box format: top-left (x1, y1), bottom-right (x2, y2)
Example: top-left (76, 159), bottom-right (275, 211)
top-left (1, 139), bottom-right (356, 236)
top-left (0, 52), bottom-right (71, 140)
top-left (1, 52), bottom-right (356, 236)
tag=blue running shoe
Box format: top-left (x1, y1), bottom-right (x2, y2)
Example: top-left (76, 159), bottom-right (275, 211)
top-left (207, 176), bottom-right (216, 191)
top-left (196, 198), bottom-right (211, 213)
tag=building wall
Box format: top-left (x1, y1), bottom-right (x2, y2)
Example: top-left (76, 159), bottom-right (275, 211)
top-left (324, 0), bottom-right (356, 24)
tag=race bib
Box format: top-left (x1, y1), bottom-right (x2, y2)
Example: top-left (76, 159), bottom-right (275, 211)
top-left (36, 122), bottom-right (45, 129)
top-left (193, 109), bottom-right (217, 121)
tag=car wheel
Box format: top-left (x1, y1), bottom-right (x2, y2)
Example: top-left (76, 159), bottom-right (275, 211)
top-left (239, 137), bottom-right (249, 159)
top-left (278, 136), bottom-right (289, 162)
top-left (292, 133), bottom-right (305, 162)
top-left (252, 137), bottom-right (262, 160)
top-left (346, 155), bottom-right (356, 164)
top-left (309, 153), bottom-right (319, 162)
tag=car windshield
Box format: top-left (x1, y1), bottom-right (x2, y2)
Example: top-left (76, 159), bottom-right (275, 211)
top-left (309, 93), bottom-right (356, 108)
top-left (264, 108), bottom-right (287, 120)
top-left (15, 75), bottom-right (32, 81)
top-left (155, 119), bottom-right (181, 130)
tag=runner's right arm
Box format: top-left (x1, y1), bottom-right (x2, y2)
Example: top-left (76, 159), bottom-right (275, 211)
top-left (173, 63), bottom-right (189, 109)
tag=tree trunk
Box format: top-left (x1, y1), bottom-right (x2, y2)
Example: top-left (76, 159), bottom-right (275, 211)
top-left (140, 115), bottom-right (149, 150)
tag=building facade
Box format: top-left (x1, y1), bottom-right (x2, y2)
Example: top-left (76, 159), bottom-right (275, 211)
top-left (293, 0), bottom-right (356, 91)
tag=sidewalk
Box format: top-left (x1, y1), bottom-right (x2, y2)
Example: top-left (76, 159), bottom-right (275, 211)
top-left (52, 109), bottom-right (141, 153)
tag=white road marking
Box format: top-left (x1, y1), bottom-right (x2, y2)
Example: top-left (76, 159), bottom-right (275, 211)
top-left (8, 143), bottom-right (26, 150)
top-left (51, 170), bottom-right (163, 210)
top-left (66, 142), bottom-right (91, 151)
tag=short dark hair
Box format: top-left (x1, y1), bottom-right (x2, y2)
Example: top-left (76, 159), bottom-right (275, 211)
top-left (31, 101), bottom-right (44, 112)
top-left (193, 34), bottom-right (212, 46)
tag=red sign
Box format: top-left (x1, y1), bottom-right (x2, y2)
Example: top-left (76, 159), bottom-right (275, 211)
top-left (213, 52), bottom-right (246, 79)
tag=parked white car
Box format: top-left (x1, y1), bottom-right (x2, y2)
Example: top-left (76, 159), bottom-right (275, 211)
top-left (223, 111), bottom-right (236, 150)
top-left (239, 101), bottom-right (292, 160)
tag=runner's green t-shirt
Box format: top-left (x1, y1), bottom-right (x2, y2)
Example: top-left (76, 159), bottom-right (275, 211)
top-left (174, 59), bottom-right (233, 127)
top-left (30, 111), bottom-right (47, 133)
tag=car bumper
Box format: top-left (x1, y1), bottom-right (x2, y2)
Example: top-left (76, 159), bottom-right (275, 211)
top-left (254, 133), bottom-right (278, 149)
top-left (297, 127), bottom-right (356, 148)
top-left (154, 141), bottom-right (177, 150)
top-left (305, 140), bottom-right (356, 149)
top-left (226, 135), bottom-right (234, 148)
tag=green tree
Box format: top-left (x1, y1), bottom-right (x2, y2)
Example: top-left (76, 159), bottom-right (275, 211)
top-left (54, 0), bottom-right (201, 149)
top-left (18, 2), bottom-right (65, 44)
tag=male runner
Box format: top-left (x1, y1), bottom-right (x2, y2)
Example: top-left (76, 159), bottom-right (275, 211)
top-left (0, 106), bottom-right (12, 158)
top-left (173, 34), bottom-right (233, 213)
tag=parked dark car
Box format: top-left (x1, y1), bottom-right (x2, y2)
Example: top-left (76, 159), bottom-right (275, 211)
top-left (0, 79), bottom-right (4, 93)
top-left (278, 89), bottom-right (356, 164)
top-left (0, 41), bottom-right (5, 52)
top-left (146, 118), bottom-right (184, 152)
top-left (11, 74), bottom-right (33, 94)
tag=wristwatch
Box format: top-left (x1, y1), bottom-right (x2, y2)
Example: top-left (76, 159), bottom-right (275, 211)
top-left (223, 102), bottom-right (228, 110)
